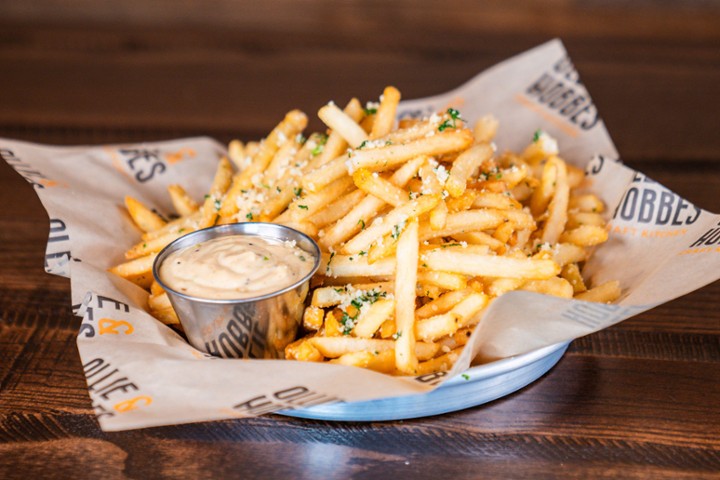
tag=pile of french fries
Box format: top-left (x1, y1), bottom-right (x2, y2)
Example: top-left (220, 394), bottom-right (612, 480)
top-left (110, 86), bottom-right (620, 376)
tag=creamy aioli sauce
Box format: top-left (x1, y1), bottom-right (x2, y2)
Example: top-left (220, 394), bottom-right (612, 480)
top-left (160, 235), bottom-right (314, 300)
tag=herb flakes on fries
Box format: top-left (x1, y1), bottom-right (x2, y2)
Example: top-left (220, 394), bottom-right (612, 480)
top-left (111, 86), bottom-right (620, 376)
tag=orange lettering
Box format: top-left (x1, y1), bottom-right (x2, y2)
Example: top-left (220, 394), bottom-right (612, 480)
top-left (114, 395), bottom-right (152, 413)
top-left (98, 318), bottom-right (134, 335)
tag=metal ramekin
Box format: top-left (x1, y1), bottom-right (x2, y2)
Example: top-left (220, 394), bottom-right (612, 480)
top-left (153, 223), bottom-right (320, 359)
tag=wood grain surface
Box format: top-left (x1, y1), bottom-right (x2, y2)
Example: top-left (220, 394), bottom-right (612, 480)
top-left (1, 1), bottom-right (719, 479)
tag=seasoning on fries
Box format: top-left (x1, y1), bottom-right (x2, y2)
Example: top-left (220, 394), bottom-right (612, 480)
top-left (110, 86), bottom-right (621, 376)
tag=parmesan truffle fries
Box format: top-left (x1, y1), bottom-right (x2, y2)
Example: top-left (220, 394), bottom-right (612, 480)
top-left (111, 86), bottom-right (620, 375)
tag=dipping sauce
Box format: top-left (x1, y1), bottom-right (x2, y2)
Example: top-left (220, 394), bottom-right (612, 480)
top-left (159, 235), bottom-right (315, 300)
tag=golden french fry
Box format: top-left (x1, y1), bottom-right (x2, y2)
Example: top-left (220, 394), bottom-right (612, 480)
top-left (313, 98), bottom-right (364, 168)
top-left (561, 263), bottom-right (587, 294)
top-left (541, 157), bottom-right (569, 244)
top-left (347, 129), bottom-right (474, 172)
top-left (559, 225), bottom-right (609, 247)
top-left (318, 101), bottom-right (368, 148)
top-left (167, 184), bottom-right (199, 216)
top-left (446, 143), bottom-right (493, 197)
top-left (370, 86), bottom-right (401, 139)
top-left (285, 338), bottom-right (323, 362)
top-left (520, 277), bottom-right (574, 298)
top-left (352, 168), bottom-right (408, 207)
top-left (308, 189), bottom-right (366, 228)
top-left (423, 249), bottom-right (560, 279)
top-left (109, 253), bottom-right (157, 289)
top-left (319, 156), bottom-right (424, 249)
top-left (429, 200), bottom-right (448, 230)
top-left (394, 218), bottom-right (419, 375)
top-left (124, 196), bottom-right (166, 232)
top-left (575, 280), bottom-right (621, 303)
top-left (417, 270), bottom-right (467, 291)
top-left (310, 336), bottom-right (439, 361)
top-left (473, 115), bottom-right (499, 143)
top-left (288, 176), bottom-right (354, 222)
top-left (415, 289), bottom-right (471, 319)
top-left (341, 194), bottom-right (440, 254)
top-left (353, 298), bottom-right (395, 338)
top-left (303, 306), bottom-right (325, 331)
top-left (328, 350), bottom-right (396, 374)
top-left (415, 348), bottom-right (463, 375)
top-left (569, 194), bottom-right (605, 213)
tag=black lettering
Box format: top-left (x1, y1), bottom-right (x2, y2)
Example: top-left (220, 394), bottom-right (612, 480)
top-left (548, 87), bottom-right (575, 109)
top-left (275, 386), bottom-right (310, 401)
top-left (205, 339), bottom-right (220, 357)
top-left (537, 82), bottom-right (567, 104)
top-left (559, 95), bottom-right (587, 116)
top-left (78, 323), bottom-right (95, 338)
top-left (686, 207), bottom-right (701, 225)
top-left (656, 191), bottom-right (675, 225)
top-left (97, 295), bottom-right (130, 313)
top-left (218, 332), bottom-right (242, 358)
top-left (233, 395), bottom-right (274, 413)
top-left (671, 199), bottom-right (689, 226)
top-left (689, 228), bottom-right (720, 248)
top-left (136, 161), bottom-right (166, 183)
top-left (570, 103), bottom-right (599, 130)
top-left (87, 369), bottom-right (119, 391)
top-left (638, 188), bottom-right (657, 224)
top-left (227, 319), bottom-right (250, 351)
top-left (233, 305), bottom-right (253, 330)
top-left (619, 188), bottom-right (638, 221)
top-left (415, 371), bottom-right (447, 384)
top-left (526, 73), bottom-right (554, 96)
top-left (83, 358), bottom-right (106, 376)
top-left (44, 251), bottom-right (70, 269)
top-left (99, 382), bottom-right (139, 400)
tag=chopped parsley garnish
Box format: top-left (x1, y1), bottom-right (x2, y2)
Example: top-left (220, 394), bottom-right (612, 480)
top-left (263, 256), bottom-right (269, 261)
top-left (334, 287), bottom-right (345, 293)
top-left (533, 129), bottom-right (543, 143)
top-left (495, 173), bottom-right (503, 179)
top-left (438, 107), bottom-right (463, 132)
top-left (358, 140), bottom-right (369, 150)
top-left (311, 134), bottom-right (328, 157)
top-left (339, 288), bottom-right (388, 335)
top-left (178, 228), bottom-right (185, 233)
top-left (298, 204), bottom-right (309, 210)
top-left (358, 250), bottom-right (367, 256)
top-left (461, 373), bottom-right (470, 381)
top-left (276, 186), bottom-right (282, 193)
top-left (358, 219), bottom-right (365, 230)
top-left (392, 331), bottom-right (402, 340)
top-left (204, 194), bottom-right (210, 199)
top-left (295, 133), bottom-right (307, 145)
top-left (385, 140), bottom-right (393, 146)
top-left (214, 199), bottom-right (222, 210)
top-left (442, 243), bottom-right (461, 248)
top-left (391, 224), bottom-right (402, 240)
top-left (326, 251), bottom-right (336, 274)
top-left (262, 183), bottom-right (270, 189)
top-left (299, 255), bottom-right (306, 262)
top-left (363, 107), bottom-right (377, 115)
top-left (143, 243), bottom-right (147, 248)
top-left (246, 212), bottom-right (253, 220)
top-left (294, 187), bottom-right (303, 198)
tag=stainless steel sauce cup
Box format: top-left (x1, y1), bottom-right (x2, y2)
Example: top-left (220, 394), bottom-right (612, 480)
top-left (153, 223), bottom-right (320, 359)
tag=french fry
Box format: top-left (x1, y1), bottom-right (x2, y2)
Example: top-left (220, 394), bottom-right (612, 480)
top-left (308, 189), bottom-right (366, 228)
top-left (319, 156), bottom-right (424, 249)
top-left (288, 176), bottom-right (354, 222)
top-left (473, 115), bottom-right (499, 143)
top-left (347, 129), bottom-right (474, 172)
top-left (370, 86), bottom-right (401, 139)
top-left (569, 194), bottom-right (605, 213)
top-left (167, 184), bottom-right (199, 216)
top-left (520, 277), bottom-right (574, 298)
top-left (200, 157), bottom-right (234, 227)
top-left (321, 253), bottom-right (396, 278)
top-left (108, 253), bottom-right (157, 288)
top-left (415, 289), bottom-right (470, 319)
top-left (446, 143), bottom-right (493, 197)
top-left (415, 347), bottom-right (463, 375)
top-left (341, 194), bottom-right (439, 254)
top-left (318, 101), bottom-right (368, 148)
top-left (329, 350), bottom-right (396, 373)
top-left (575, 280), bottom-right (621, 303)
top-left (310, 336), bottom-right (439, 361)
top-left (416, 270), bottom-right (468, 291)
top-left (561, 263), bottom-right (587, 294)
top-left (559, 225), bottom-right (609, 247)
top-left (124, 196), bottom-right (166, 232)
top-left (313, 98), bottom-right (364, 168)
top-left (394, 219), bottom-right (419, 374)
top-left (353, 298), bottom-right (395, 338)
top-left (303, 306), bottom-right (325, 331)
top-left (541, 157), bottom-right (569, 244)
top-left (415, 292), bottom-right (487, 342)
top-left (352, 168), bottom-right (408, 207)
top-left (423, 249), bottom-right (560, 279)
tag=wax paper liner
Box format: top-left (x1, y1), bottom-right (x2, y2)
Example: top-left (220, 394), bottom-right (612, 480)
top-left (3, 39), bottom-right (719, 431)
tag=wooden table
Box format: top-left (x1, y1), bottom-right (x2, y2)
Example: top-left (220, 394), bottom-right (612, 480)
top-left (1, 2), bottom-right (719, 478)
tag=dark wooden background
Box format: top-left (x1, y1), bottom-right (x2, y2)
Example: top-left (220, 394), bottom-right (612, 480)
top-left (1, 1), bottom-right (719, 478)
